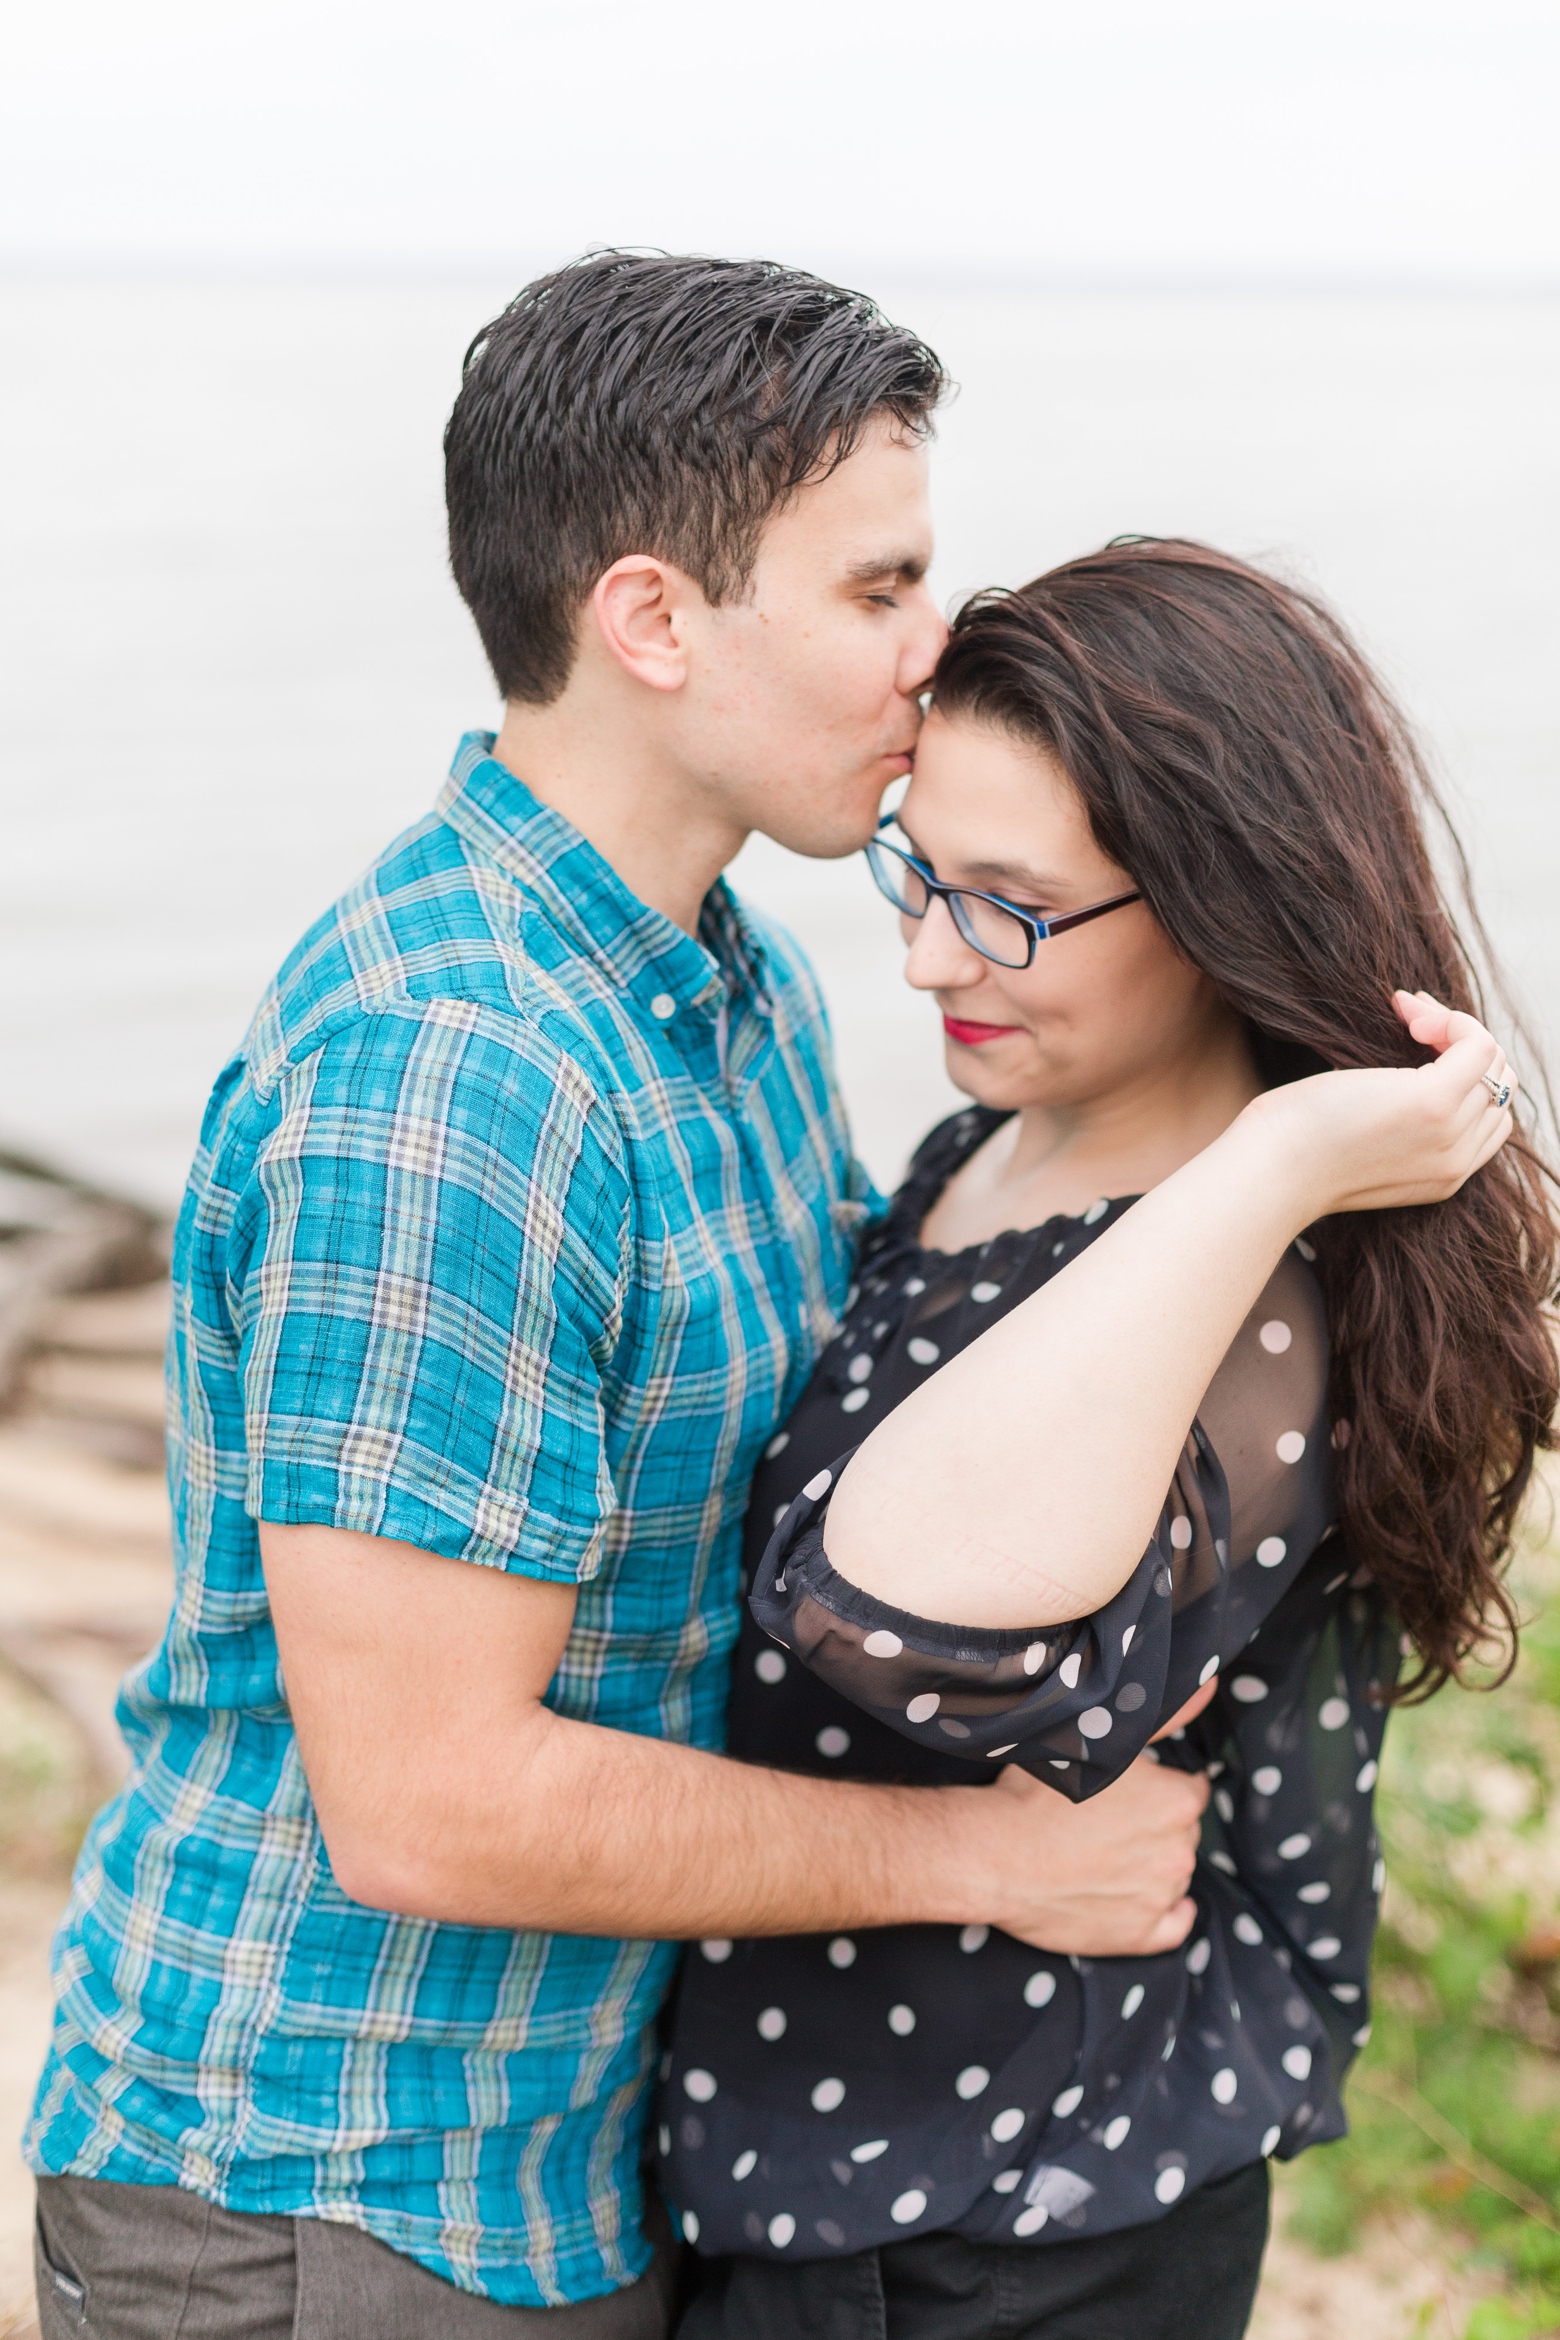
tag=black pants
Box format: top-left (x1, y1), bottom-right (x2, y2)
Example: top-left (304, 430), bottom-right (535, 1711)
top-left (676, 2161), bottom-right (1269, 2340)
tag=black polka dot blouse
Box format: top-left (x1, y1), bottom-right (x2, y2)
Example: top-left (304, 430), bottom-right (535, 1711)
top-left (658, 1107), bottom-right (1399, 2262)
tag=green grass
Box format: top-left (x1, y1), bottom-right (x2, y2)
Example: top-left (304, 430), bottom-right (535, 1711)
top-left (1284, 1507), bottom-right (1560, 2337)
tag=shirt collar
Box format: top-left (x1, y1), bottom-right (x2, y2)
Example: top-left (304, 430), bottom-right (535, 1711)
top-left (435, 732), bottom-right (771, 1018)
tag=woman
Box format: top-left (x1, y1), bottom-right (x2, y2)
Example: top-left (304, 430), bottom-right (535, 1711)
top-left (658, 541), bottom-right (1557, 2339)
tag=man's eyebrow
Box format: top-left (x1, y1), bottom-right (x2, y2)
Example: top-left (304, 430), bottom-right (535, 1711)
top-left (845, 550), bottom-right (929, 585)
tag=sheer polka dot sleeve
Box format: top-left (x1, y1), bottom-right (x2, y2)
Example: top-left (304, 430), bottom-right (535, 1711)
top-left (748, 1248), bottom-right (1334, 1805)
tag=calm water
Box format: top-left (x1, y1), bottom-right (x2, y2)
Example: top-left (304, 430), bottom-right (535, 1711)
top-left (1, 278), bottom-right (1556, 1208)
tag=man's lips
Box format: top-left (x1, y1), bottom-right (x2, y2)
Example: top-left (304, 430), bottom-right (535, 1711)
top-left (942, 1014), bottom-right (1025, 1046)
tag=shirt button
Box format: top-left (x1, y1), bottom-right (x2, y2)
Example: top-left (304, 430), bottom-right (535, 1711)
top-left (649, 994), bottom-right (676, 1021)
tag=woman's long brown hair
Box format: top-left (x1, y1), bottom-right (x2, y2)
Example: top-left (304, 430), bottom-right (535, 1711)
top-left (933, 539), bottom-right (1558, 1697)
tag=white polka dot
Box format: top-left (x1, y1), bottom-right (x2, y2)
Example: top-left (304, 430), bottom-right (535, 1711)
top-left (890, 2188), bottom-right (927, 2225)
top-left (1024, 1970), bottom-right (1057, 2010)
top-left (802, 1469), bottom-right (833, 1501)
top-left (682, 2209), bottom-right (700, 2242)
top-left (1330, 1983), bottom-right (1361, 2004)
top-left (768, 2213), bottom-right (796, 2248)
top-left (755, 1649), bottom-right (787, 1685)
top-left (985, 1744), bottom-right (1018, 1758)
top-left (1013, 2203), bottom-right (1049, 2236)
top-left (959, 1924), bottom-right (990, 1954)
top-left (1261, 2124), bottom-right (1282, 2156)
top-left (847, 1353), bottom-right (874, 1384)
top-left (1199, 1656), bottom-right (1221, 1685)
top-left (1230, 1675), bottom-right (1268, 1703)
top-left (1233, 1914), bottom-right (1263, 1946)
top-left (1084, 1199), bottom-right (1109, 1224)
top-left (811, 2077), bottom-right (846, 2112)
top-left (1103, 2114), bottom-right (1131, 2149)
top-left (1210, 1850), bottom-right (1236, 1874)
top-left (1298, 1882), bottom-right (1331, 1905)
top-left (992, 2169), bottom-right (1022, 2194)
top-left (906, 1692), bottom-right (941, 1723)
top-left (1122, 1626), bottom-right (1136, 1655)
top-left (907, 1337), bottom-right (940, 1366)
top-left (840, 1387), bottom-right (869, 1413)
top-left (1354, 2023), bottom-right (1372, 2047)
top-left (732, 2149), bottom-right (757, 2180)
top-left (1276, 1431), bottom-right (1307, 1464)
top-left (903, 1277), bottom-right (926, 1296)
top-left (700, 1938), bottom-right (733, 1963)
top-left (658, 2124), bottom-right (670, 2155)
top-left (1278, 1833), bottom-right (1312, 1860)
top-left (1079, 1707), bottom-right (1113, 1739)
top-left (850, 2138), bottom-right (889, 2163)
top-left (1356, 1760), bottom-right (1378, 1792)
top-left (1186, 1938), bottom-right (1212, 1975)
top-left (990, 2107), bottom-right (1026, 2144)
top-left (773, 1504), bottom-right (789, 1526)
top-left (1319, 1697), bottom-right (1350, 1731)
top-left (1252, 1766), bottom-right (1282, 1795)
top-left (765, 1431), bottom-right (790, 1459)
top-left (1281, 2045), bottom-right (1312, 2081)
top-left (971, 1281), bottom-right (1002, 1303)
top-left (1211, 2068), bottom-right (1238, 2104)
top-left (863, 1629), bottom-right (903, 1658)
top-left (1154, 2165), bottom-right (1186, 2203)
top-left (757, 2007), bottom-right (787, 2041)
top-left (1121, 1984), bottom-right (1145, 2019)
top-left (1051, 2085), bottom-right (1084, 2117)
top-left (827, 1937), bottom-right (857, 1969)
top-left (1059, 1652), bottom-right (1083, 1688)
top-left (888, 2003), bottom-right (917, 2035)
top-left (1215, 1790), bottom-right (1235, 1823)
top-left (1169, 1515), bottom-right (1194, 1551)
top-left (1373, 1859), bottom-right (1386, 1894)
top-left (815, 1727), bottom-right (851, 1760)
top-left (1294, 1235), bottom-right (1317, 1261)
top-left (649, 993), bottom-right (676, 1020)
top-left (956, 2065), bottom-right (990, 2099)
top-left (1259, 1320), bottom-right (1293, 1354)
top-left (684, 2068), bottom-right (717, 2101)
top-left (1256, 1537), bottom-right (1287, 1569)
top-left (1308, 1936), bottom-right (1342, 1960)
top-left (1023, 1641), bottom-right (1047, 1675)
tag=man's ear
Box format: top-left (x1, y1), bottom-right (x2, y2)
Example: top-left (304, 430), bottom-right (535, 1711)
top-left (590, 556), bottom-right (696, 693)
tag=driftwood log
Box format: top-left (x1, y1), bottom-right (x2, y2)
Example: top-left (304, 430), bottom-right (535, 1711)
top-left (0, 1151), bottom-right (173, 1790)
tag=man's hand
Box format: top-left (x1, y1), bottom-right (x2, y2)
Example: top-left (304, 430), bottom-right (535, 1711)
top-left (965, 1758), bottom-right (1208, 1957)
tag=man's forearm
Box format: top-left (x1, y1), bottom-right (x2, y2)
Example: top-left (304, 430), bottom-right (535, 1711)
top-left (333, 1701), bottom-right (977, 1938)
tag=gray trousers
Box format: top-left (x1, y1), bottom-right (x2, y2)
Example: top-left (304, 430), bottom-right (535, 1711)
top-left (34, 2175), bottom-right (675, 2340)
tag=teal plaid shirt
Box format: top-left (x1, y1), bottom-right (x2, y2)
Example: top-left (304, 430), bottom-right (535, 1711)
top-left (26, 735), bottom-right (868, 2306)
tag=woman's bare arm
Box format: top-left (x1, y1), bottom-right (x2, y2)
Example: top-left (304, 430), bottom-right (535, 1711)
top-left (823, 1000), bottom-right (1512, 1630)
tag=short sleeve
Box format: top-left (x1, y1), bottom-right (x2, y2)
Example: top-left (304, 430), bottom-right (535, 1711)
top-left (232, 1004), bottom-right (631, 1578)
top-left (748, 1245), bottom-right (1334, 1801)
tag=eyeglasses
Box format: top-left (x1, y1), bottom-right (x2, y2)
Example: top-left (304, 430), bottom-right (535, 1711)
top-left (864, 819), bottom-right (1143, 970)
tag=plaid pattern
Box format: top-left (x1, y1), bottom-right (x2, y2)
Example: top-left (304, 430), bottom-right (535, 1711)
top-left (26, 735), bottom-right (867, 2307)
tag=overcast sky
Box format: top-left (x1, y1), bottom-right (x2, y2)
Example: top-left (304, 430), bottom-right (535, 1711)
top-left (4, 0), bottom-right (1557, 285)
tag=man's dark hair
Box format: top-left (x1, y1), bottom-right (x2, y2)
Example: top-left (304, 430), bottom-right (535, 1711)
top-left (444, 251), bottom-right (947, 704)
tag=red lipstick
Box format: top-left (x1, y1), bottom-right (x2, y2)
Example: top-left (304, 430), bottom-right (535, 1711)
top-left (942, 1014), bottom-right (1023, 1046)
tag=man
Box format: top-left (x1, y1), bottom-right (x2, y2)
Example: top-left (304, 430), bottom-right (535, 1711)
top-left (27, 254), bottom-right (1206, 2337)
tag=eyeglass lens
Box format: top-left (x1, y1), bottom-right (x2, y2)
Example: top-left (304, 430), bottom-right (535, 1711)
top-left (866, 841), bottom-right (1033, 969)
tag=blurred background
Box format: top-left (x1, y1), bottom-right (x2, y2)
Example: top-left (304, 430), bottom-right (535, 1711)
top-left (0, 3), bottom-right (1557, 2333)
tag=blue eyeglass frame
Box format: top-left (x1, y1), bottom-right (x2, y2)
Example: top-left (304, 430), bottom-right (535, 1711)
top-left (864, 817), bottom-right (1143, 969)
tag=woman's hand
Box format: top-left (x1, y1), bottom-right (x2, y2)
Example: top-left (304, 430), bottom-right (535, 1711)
top-left (1243, 992), bottom-right (1513, 1223)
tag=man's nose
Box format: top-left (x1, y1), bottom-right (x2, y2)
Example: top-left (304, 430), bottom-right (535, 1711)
top-left (900, 583), bottom-right (948, 698)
